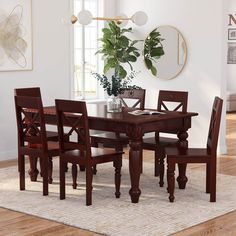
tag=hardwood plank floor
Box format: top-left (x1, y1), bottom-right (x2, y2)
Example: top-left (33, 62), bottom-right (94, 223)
top-left (0, 113), bottom-right (236, 236)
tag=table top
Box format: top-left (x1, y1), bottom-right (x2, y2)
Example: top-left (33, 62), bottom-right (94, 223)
top-left (43, 104), bottom-right (198, 126)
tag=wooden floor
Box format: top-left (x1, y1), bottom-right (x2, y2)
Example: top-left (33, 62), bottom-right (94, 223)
top-left (1, 113), bottom-right (236, 236)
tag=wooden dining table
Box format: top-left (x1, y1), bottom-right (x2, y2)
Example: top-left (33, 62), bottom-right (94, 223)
top-left (28, 103), bottom-right (198, 203)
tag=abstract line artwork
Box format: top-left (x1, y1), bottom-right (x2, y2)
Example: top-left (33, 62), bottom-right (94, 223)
top-left (0, 0), bottom-right (32, 71)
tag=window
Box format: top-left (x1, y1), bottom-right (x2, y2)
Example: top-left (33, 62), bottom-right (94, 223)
top-left (73, 0), bottom-right (104, 99)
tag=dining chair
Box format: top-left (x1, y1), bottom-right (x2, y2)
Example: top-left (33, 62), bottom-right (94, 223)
top-left (14, 95), bottom-right (60, 196)
top-left (165, 96), bottom-right (223, 202)
top-left (142, 90), bottom-right (188, 186)
top-left (55, 99), bottom-right (123, 206)
top-left (90, 89), bottom-right (146, 174)
top-left (15, 87), bottom-right (59, 183)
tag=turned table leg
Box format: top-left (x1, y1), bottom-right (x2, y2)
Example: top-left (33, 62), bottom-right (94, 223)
top-left (128, 139), bottom-right (142, 203)
top-left (177, 130), bottom-right (188, 189)
top-left (28, 155), bottom-right (39, 182)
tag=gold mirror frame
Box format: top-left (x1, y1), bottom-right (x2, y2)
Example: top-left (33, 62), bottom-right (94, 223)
top-left (144, 25), bottom-right (187, 80)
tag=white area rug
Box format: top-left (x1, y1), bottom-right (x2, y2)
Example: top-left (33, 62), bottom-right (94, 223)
top-left (1, 160), bottom-right (236, 236)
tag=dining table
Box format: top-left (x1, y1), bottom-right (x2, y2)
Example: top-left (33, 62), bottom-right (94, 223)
top-left (27, 103), bottom-right (198, 203)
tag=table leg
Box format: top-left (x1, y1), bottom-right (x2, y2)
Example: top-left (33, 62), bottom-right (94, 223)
top-left (129, 140), bottom-right (142, 203)
top-left (28, 156), bottom-right (39, 182)
top-left (177, 130), bottom-right (188, 189)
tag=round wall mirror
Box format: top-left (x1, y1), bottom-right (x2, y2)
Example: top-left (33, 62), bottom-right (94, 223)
top-left (144, 25), bottom-right (187, 80)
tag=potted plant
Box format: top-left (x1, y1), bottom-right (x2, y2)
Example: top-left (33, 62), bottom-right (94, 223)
top-left (94, 21), bottom-right (164, 112)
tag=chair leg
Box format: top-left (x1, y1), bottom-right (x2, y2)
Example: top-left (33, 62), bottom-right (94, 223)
top-left (210, 162), bottom-right (216, 202)
top-left (79, 165), bottom-right (85, 171)
top-left (18, 154), bottom-right (25, 190)
top-left (154, 148), bottom-right (160, 177)
top-left (42, 156), bottom-right (49, 196)
top-left (39, 157), bottom-right (43, 177)
top-left (114, 155), bottom-right (122, 198)
top-left (48, 157), bottom-right (53, 184)
top-left (159, 157), bottom-right (165, 187)
top-left (206, 163), bottom-right (210, 193)
top-left (86, 166), bottom-right (93, 206)
top-left (93, 165), bottom-right (97, 175)
top-left (72, 164), bottom-right (78, 189)
top-left (167, 161), bottom-right (175, 202)
top-left (91, 139), bottom-right (99, 175)
top-left (60, 158), bottom-right (66, 200)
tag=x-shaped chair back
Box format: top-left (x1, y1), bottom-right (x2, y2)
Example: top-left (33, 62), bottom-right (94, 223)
top-left (55, 99), bottom-right (91, 157)
top-left (119, 89), bottom-right (146, 109)
top-left (157, 90), bottom-right (188, 113)
top-left (14, 96), bottom-right (48, 151)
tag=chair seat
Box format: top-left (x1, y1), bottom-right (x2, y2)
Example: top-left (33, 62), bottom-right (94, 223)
top-left (91, 132), bottom-right (129, 145)
top-left (46, 131), bottom-right (59, 141)
top-left (62, 147), bottom-right (124, 165)
top-left (27, 141), bottom-right (59, 157)
top-left (165, 147), bottom-right (211, 163)
top-left (142, 136), bottom-right (178, 150)
top-left (64, 147), bottom-right (123, 158)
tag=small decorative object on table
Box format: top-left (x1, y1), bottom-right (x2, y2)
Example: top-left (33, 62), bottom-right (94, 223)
top-left (93, 72), bottom-right (141, 112)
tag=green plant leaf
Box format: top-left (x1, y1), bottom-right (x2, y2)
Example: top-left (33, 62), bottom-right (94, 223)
top-left (118, 65), bottom-right (127, 79)
top-left (130, 40), bottom-right (140, 47)
top-left (145, 58), bottom-right (152, 69)
top-left (150, 47), bottom-right (165, 57)
top-left (107, 58), bottom-right (117, 68)
top-left (121, 28), bottom-right (132, 33)
top-left (102, 28), bottom-right (111, 35)
top-left (133, 51), bottom-right (140, 57)
top-left (119, 36), bottom-right (129, 48)
top-left (104, 63), bottom-right (111, 74)
top-left (127, 46), bottom-right (138, 53)
top-left (127, 55), bottom-right (137, 62)
top-left (151, 66), bottom-right (157, 76)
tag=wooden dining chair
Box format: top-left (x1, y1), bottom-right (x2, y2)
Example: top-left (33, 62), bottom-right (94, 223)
top-left (14, 96), bottom-right (60, 196)
top-left (165, 96), bottom-right (223, 202)
top-left (15, 87), bottom-right (59, 183)
top-left (55, 99), bottom-right (123, 206)
top-left (14, 87), bottom-right (58, 140)
top-left (142, 90), bottom-right (188, 186)
top-left (90, 89), bottom-right (146, 174)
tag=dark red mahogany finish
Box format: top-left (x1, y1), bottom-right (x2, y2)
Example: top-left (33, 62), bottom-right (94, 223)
top-left (14, 87), bottom-right (59, 183)
top-left (142, 90), bottom-right (188, 187)
top-left (27, 103), bottom-right (197, 203)
top-left (14, 96), bottom-right (60, 195)
top-left (55, 99), bottom-right (123, 206)
top-left (165, 97), bottom-right (223, 202)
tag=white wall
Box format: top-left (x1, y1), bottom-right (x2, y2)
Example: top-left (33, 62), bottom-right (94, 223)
top-left (0, 0), bottom-right (227, 161)
top-left (227, 0), bottom-right (236, 91)
top-left (0, 0), bottom-right (71, 160)
top-left (117, 0), bottom-right (227, 152)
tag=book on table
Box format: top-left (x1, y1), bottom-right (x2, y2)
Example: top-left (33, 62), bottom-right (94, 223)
top-left (128, 110), bottom-right (165, 116)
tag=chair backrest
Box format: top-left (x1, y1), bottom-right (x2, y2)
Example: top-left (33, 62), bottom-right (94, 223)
top-left (14, 96), bottom-right (48, 151)
top-left (207, 97), bottom-right (223, 154)
top-left (14, 87), bottom-right (41, 97)
top-left (157, 90), bottom-right (188, 113)
top-left (119, 89), bottom-right (146, 109)
top-left (55, 99), bottom-right (91, 157)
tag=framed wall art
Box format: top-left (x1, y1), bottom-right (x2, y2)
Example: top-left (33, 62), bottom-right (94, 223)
top-left (228, 42), bottom-right (236, 64)
top-left (228, 28), bottom-right (236, 40)
top-left (0, 0), bottom-right (32, 71)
